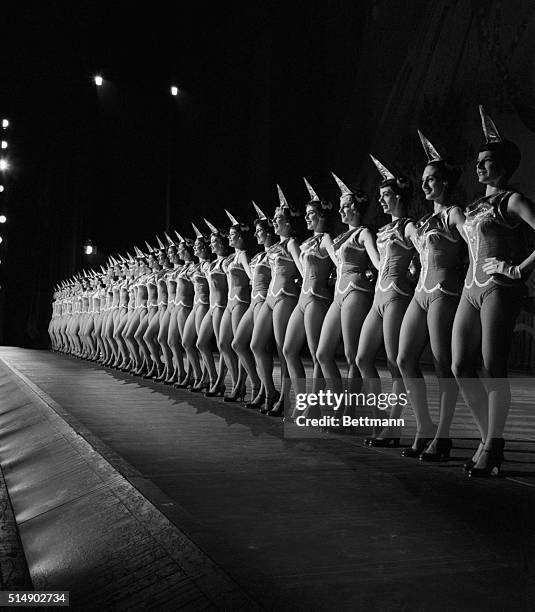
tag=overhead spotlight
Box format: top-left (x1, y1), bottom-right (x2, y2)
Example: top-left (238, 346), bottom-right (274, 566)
top-left (94, 75), bottom-right (103, 87)
top-left (1, 119), bottom-right (8, 129)
top-left (0, 236), bottom-right (3, 244)
top-left (0, 160), bottom-right (8, 171)
top-left (171, 86), bottom-right (178, 96)
top-left (0, 185), bottom-right (4, 192)
top-left (1, 141), bottom-right (7, 150)
top-left (83, 238), bottom-right (96, 255)
top-left (0, 215), bottom-right (6, 224)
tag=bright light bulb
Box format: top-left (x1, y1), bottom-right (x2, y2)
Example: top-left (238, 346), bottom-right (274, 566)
top-left (0, 236), bottom-right (3, 244)
top-left (0, 160), bottom-right (8, 171)
top-left (0, 215), bottom-right (6, 224)
top-left (1, 141), bottom-right (7, 149)
top-left (85, 245), bottom-right (94, 255)
top-left (2, 119), bottom-right (8, 129)
top-left (94, 75), bottom-right (103, 86)
top-left (171, 86), bottom-right (178, 96)
top-left (0, 185), bottom-right (4, 192)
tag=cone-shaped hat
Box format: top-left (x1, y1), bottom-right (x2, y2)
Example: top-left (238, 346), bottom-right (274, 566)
top-left (303, 177), bottom-right (320, 201)
top-left (417, 130), bottom-right (442, 163)
top-left (252, 201), bottom-right (267, 220)
top-left (204, 218), bottom-right (218, 233)
top-left (479, 105), bottom-right (502, 144)
top-left (331, 172), bottom-right (353, 196)
top-left (369, 155), bottom-right (396, 181)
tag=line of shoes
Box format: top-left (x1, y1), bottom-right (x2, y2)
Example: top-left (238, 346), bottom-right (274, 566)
top-left (362, 436), bottom-right (505, 478)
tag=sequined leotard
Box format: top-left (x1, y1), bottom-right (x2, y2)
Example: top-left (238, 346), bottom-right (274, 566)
top-left (297, 233), bottom-right (333, 312)
top-left (332, 227), bottom-right (374, 306)
top-left (265, 238), bottom-right (300, 308)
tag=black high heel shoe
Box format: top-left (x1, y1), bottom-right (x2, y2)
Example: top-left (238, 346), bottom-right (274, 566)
top-left (468, 438), bottom-right (504, 478)
top-left (463, 442), bottom-right (485, 472)
top-left (401, 437), bottom-right (433, 458)
top-left (369, 437), bottom-right (401, 448)
top-left (419, 438), bottom-right (452, 462)
top-left (260, 392), bottom-right (280, 414)
top-left (224, 383), bottom-right (246, 403)
top-left (205, 383), bottom-right (226, 397)
top-left (245, 389), bottom-right (265, 409)
top-left (267, 397), bottom-right (285, 417)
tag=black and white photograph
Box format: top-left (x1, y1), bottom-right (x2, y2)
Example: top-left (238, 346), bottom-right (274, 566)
top-left (1, 1), bottom-right (535, 610)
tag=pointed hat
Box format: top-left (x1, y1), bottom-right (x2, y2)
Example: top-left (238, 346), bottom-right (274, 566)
top-left (225, 209), bottom-right (240, 226)
top-left (252, 201), bottom-right (267, 220)
top-left (417, 130), bottom-right (442, 163)
top-left (276, 184), bottom-right (289, 208)
top-left (479, 105), bottom-right (502, 144)
top-left (303, 177), bottom-right (320, 201)
top-left (156, 235), bottom-right (166, 250)
top-left (331, 171), bottom-right (353, 196)
top-left (204, 218), bottom-right (218, 233)
top-left (145, 241), bottom-right (154, 254)
top-left (191, 222), bottom-right (203, 238)
top-left (164, 232), bottom-right (175, 247)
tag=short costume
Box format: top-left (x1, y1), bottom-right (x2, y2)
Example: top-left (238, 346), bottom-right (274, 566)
top-left (412, 206), bottom-right (463, 311)
top-left (175, 262), bottom-right (194, 308)
top-left (227, 251), bottom-right (251, 312)
top-left (332, 227), bottom-right (374, 307)
top-left (265, 238), bottom-right (300, 309)
top-left (191, 262), bottom-right (210, 306)
top-left (297, 233), bottom-right (333, 313)
top-left (207, 256), bottom-right (231, 310)
top-left (462, 190), bottom-right (523, 311)
top-left (249, 250), bottom-right (272, 311)
top-left (373, 217), bottom-right (414, 317)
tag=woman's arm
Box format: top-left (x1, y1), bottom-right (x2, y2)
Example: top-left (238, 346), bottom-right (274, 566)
top-left (322, 233), bottom-right (338, 266)
top-left (483, 193), bottom-right (535, 279)
top-left (448, 206), bottom-right (467, 243)
top-left (359, 227), bottom-right (380, 270)
top-left (287, 238), bottom-right (304, 276)
top-left (239, 250), bottom-right (252, 279)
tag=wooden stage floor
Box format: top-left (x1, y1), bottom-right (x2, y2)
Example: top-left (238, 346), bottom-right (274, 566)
top-left (1, 347), bottom-right (535, 610)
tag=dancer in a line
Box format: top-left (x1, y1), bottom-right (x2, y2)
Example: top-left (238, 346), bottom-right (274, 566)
top-left (196, 219), bottom-right (232, 396)
top-left (232, 202), bottom-right (276, 408)
top-left (396, 132), bottom-right (465, 459)
top-left (164, 233), bottom-right (193, 385)
top-left (219, 210), bottom-right (252, 402)
top-left (182, 224), bottom-right (212, 391)
top-left (251, 186), bottom-right (302, 416)
top-left (124, 248), bottom-right (151, 374)
top-left (452, 106), bottom-right (535, 476)
top-left (283, 178), bottom-right (334, 417)
top-left (112, 256), bottom-right (134, 370)
top-left (170, 232), bottom-right (196, 386)
top-left (357, 156), bottom-right (415, 445)
top-left (316, 174), bottom-right (379, 404)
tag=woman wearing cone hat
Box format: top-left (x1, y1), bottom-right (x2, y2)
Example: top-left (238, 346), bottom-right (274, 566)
top-left (452, 106), bottom-right (535, 477)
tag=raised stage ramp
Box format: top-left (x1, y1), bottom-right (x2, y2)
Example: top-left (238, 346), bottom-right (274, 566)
top-left (1, 347), bottom-right (535, 610)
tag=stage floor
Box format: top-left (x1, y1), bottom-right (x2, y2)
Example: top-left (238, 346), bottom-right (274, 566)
top-left (1, 347), bottom-right (535, 610)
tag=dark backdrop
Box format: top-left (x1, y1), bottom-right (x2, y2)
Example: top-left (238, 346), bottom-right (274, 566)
top-left (0, 0), bottom-right (534, 359)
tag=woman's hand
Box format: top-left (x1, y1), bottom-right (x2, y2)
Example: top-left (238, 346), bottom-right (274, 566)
top-left (482, 257), bottom-right (521, 279)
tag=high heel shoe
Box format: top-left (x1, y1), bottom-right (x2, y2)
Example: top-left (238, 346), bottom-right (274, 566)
top-left (188, 380), bottom-right (205, 392)
top-left (463, 442), bottom-right (485, 472)
top-left (245, 389), bottom-right (265, 409)
top-left (143, 363), bottom-right (158, 379)
top-left (155, 367), bottom-right (168, 382)
top-left (224, 383), bottom-right (246, 403)
top-left (369, 437), bottom-right (401, 448)
top-left (419, 438), bottom-right (452, 461)
top-left (267, 397), bottom-right (285, 417)
top-left (401, 437), bottom-right (433, 458)
top-left (205, 383), bottom-right (226, 397)
top-left (468, 438), bottom-right (504, 478)
top-left (260, 392), bottom-right (280, 414)
top-left (164, 369), bottom-right (180, 385)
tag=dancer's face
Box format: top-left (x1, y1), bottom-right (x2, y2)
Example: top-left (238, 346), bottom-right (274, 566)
top-left (305, 205), bottom-right (322, 231)
top-left (229, 228), bottom-right (244, 249)
top-left (378, 186), bottom-right (399, 214)
top-left (421, 164), bottom-right (446, 201)
top-left (210, 233), bottom-right (225, 255)
top-left (476, 150), bottom-right (504, 185)
top-left (339, 195), bottom-right (357, 225)
top-left (273, 211), bottom-right (291, 237)
top-left (254, 225), bottom-right (267, 244)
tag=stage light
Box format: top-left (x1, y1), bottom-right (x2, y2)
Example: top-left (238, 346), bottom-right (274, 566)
top-left (94, 75), bottom-right (103, 86)
top-left (0, 186), bottom-right (4, 192)
top-left (0, 236), bottom-right (3, 244)
top-left (0, 160), bottom-right (8, 171)
top-left (171, 86), bottom-right (178, 96)
top-left (2, 119), bottom-right (8, 129)
top-left (0, 215), bottom-right (6, 224)
top-left (1, 141), bottom-right (7, 149)
top-left (83, 239), bottom-right (96, 255)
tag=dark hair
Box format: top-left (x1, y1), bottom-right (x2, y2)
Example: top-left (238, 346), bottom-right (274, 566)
top-left (379, 177), bottom-right (412, 206)
top-left (306, 199), bottom-right (334, 232)
top-left (229, 223), bottom-right (255, 252)
top-left (424, 160), bottom-right (461, 192)
top-left (478, 140), bottom-right (521, 181)
top-left (341, 190), bottom-right (370, 215)
top-left (253, 217), bottom-right (276, 237)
